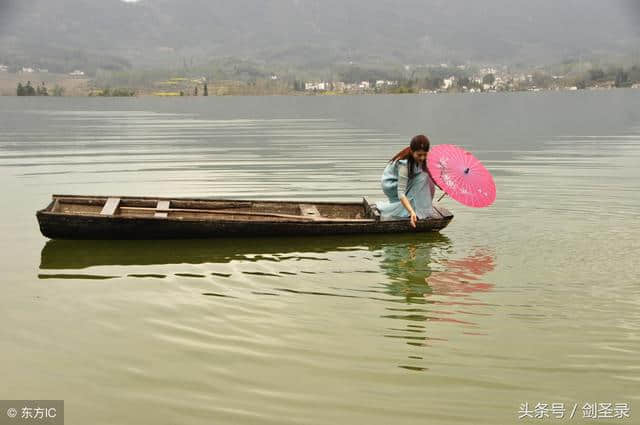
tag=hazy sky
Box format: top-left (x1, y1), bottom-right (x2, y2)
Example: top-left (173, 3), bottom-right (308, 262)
top-left (1, 0), bottom-right (638, 68)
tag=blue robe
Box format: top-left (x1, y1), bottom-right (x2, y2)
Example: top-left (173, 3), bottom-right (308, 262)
top-left (377, 159), bottom-right (435, 220)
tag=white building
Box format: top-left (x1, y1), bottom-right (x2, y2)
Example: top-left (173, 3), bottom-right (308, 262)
top-left (480, 67), bottom-right (497, 75)
top-left (69, 70), bottom-right (85, 76)
top-left (304, 81), bottom-right (328, 91)
top-left (443, 76), bottom-right (456, 89)
top-left (359, 81), bottom-right (370, 89)
top-left (375, 80), bottom-right (398, 88)
top-left (22, 67), bottom-right (35, 73)
top-left (0, 64), bottom-right (8, 72)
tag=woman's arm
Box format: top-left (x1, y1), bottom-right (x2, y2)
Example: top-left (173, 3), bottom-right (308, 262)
top-left (397, 162), bottom-right (417, 228)
top-left (400, 196), bottom-right (417, 228)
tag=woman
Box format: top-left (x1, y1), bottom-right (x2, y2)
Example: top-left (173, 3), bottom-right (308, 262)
top-left (377, 134), bottom-right (436, 228)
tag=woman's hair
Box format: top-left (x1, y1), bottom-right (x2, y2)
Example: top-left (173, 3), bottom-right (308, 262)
top-left (389, 134), bottom-right (430, 178)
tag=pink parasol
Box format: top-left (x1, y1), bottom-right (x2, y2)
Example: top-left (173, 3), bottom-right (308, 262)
top-left (427, 144), bottom-right (496, 208)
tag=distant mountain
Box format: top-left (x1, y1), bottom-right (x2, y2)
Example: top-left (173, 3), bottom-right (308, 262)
top-left (0, 0), bottom-right (638, 74)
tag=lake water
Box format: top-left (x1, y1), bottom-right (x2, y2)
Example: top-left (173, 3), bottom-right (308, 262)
top-left (1, 91), bottom-right (639, 424)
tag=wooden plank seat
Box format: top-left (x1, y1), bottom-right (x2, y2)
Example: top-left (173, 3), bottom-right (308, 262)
top-left (155, 200), bottom-right (170, 218)
top-left (299, 204), bottom-right (322, 219)
top-left (100, 197), bottom-right (120, 216)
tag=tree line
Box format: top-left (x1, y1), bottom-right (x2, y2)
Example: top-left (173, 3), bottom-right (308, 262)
top-left (17, 81), bottom-right (64, 96)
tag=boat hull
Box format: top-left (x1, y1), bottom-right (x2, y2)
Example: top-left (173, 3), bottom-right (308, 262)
top-left (36, 195), bottom-right (453, 239)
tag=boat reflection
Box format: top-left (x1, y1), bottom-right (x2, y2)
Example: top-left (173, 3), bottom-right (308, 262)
top-left (40, 235), bottom-right (494, 305)
top-left (39, 233), bottom-right (452, 270)
top-left (39, 234), bottom-right (496, 372)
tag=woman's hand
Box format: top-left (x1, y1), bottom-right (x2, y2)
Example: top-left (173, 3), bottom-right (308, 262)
top-left (399, 196), bottom-right (418, 228)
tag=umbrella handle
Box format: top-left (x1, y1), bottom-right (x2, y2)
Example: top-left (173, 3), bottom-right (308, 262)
top-left (437, 192), bottom-right (447, 202)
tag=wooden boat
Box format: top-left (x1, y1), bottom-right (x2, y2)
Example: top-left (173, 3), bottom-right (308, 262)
top-left (36, 194), bottom-right (453, 239)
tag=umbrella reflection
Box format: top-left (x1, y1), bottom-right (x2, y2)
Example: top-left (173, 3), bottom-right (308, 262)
top-left (426, 252), bottom-right (495, 297)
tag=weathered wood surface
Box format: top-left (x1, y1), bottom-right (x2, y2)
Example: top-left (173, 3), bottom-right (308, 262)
top-left (36, 194), bottom-right (453, 239)
top-left (299, 204), bottom-right (322, 218)
top-left (56, 196), bottom-right (253, 210)
top-left (119, 206), bottom-right (373, 222)
top-left (52, 194), bottom-right (359, 206)
top-left (100, 197), bottom-right (120, 216)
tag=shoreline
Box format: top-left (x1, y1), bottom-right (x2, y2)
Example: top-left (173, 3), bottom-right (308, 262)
top-left (1, 87), bottom-right (638, 97)
top-left (1, 72), bottom-right (639, 97)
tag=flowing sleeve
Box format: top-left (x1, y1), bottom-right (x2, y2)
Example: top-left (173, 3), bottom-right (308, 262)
top-left (428, 172), bottom-right (435, 199)
top-left (397, 161), bottom-right (408, 200)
